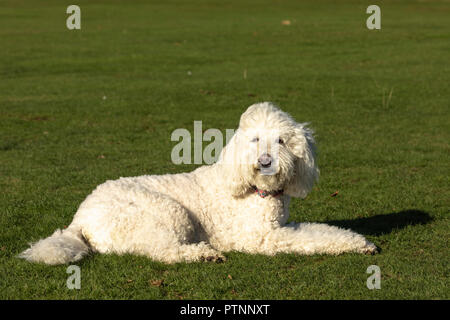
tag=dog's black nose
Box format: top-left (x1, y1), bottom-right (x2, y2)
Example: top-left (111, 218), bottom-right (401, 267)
top-left (258, 153), bottom-right (272, 168)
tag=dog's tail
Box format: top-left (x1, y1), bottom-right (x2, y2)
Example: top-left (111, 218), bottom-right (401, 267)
top-left (18, 225), bottom-right (89, 265)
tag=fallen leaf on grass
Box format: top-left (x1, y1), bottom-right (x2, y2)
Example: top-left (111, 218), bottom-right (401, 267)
top-left (150, 279), bottom-right (164, 287)
top-left (281, 20), bottom-right (291, 25)
top-left (28, 116), bottom-right (50, 121)
top-left (175, 293), bottom-right (184, 300)
top-left (200, 89), bottom-right (215, 95)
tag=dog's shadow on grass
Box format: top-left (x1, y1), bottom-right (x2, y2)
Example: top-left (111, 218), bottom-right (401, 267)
top-left (327, 209), bottom-right (432, 236)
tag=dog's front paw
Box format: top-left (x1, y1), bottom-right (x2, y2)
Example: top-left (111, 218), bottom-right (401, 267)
top-left (362, 242), bottom-right (380, 255)
top-left (200, 254), bottom-right (226, 263)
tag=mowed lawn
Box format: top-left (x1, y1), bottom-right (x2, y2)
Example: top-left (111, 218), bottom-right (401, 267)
top-left (0, 0), bottom-right (449, 299)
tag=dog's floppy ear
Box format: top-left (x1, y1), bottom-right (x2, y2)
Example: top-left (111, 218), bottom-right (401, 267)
top-left (284, 123), bottom-right (319, 198)
top-left (217, 129), bottom-right (251, 197)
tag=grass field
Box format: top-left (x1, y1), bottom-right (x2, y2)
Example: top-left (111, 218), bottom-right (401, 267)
top-left (0, 0), bottom-right (449, 299)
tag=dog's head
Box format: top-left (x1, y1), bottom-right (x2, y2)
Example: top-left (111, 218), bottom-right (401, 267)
top-left (218, 102), bottom-right (319, 198)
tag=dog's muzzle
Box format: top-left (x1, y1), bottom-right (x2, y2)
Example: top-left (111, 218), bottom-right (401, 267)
top-left (258, 153), bottom-right (272, 168)
top-left (257, 153), bottom-right (278, 176)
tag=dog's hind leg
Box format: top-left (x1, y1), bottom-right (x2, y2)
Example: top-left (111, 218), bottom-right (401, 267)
top-left (74, 186), bottom-right (224, 263)
top-left (135, 241), bottom-right (226, 263)
top-left (126, 199), bottom-right (225, 263)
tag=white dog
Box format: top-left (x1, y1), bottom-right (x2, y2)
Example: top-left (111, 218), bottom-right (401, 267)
top-left (19, 102), bottom-right (377, 265)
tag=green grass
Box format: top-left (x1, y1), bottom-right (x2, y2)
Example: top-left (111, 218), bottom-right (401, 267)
top-left (0, 0), bottom-right (449, 299)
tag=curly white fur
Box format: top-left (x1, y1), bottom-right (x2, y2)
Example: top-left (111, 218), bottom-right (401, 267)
top-left (19, 102), bottom-right (377, 265)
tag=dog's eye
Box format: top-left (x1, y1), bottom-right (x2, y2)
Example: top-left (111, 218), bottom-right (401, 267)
top-left (278, 138), bottom-right (284, 144)
top-left (251, 137), bottom-right (259, 143)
